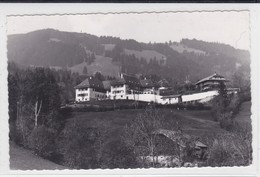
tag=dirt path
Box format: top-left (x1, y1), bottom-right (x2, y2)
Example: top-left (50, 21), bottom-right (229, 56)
top-left (9, 142), bottom-right (67, 170)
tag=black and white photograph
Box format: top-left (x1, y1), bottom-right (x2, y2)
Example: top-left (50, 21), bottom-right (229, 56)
top-left (6, 10), bottom-right (252, 170)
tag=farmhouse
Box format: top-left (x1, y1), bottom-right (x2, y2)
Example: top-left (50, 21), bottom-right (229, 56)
top-left (195, 72), bottom-right (228, 91)
top-left (75, 76), bottom-right (107, 102)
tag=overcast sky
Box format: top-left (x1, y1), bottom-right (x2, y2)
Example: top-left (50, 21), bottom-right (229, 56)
top-left (7, 11), bottom-right (250, 50)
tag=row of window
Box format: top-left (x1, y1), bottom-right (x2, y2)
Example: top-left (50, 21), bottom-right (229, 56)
top-left (77, 88), bottom-right (105, 92)
top-left (78, 88), bottom-right (157, 95)
top-left (112, 90), bottom-right (124, 94)
top-left (143, 91), bottom-right (155, 94)
top-left (78, 93), bottom-right (87, 97)
top-left (77, 88), bottom-right (88, 91)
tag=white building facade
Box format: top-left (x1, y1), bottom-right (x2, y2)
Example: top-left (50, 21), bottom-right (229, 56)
top-left (75, 76), bottom-right (107, 102)
top-left (75, 73), bottom-right (233, 105)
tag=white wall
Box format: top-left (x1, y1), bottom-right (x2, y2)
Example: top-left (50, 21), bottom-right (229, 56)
top-left (75, 88), bottom-right (90, 102)
top-left (126, 93), bottom-right (159, 103)
top-left (109, 84), bottom-right (127, 100)
top-left (182, 90), bottom-right (218, 103)
top-left (158, 97), bottom-right (179, 105)
top-left (76, 87), bottom-right (219, 105)
top-left (124, 90), bottom-right (218, 104)
top-left (76, 88), bottom-right (107, 102)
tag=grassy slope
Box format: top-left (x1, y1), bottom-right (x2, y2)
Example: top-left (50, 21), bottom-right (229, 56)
top-left (70, 55), bottom-right (120, 77)
top-left (234, 101), bottom-right (251, 131)
top-left (9, 102), bottom-right (251, 170)
top-left (124, 49), bottom-right (166, 63)
top-left (9, 142), bottom-right (67, 170)
top-left (170, 44), bottom-right (206, 55)
top-left (67, 108), bottom-right (228, 143)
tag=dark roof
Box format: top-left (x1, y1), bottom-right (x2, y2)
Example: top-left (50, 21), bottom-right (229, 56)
top-left (153, 129), bottom-right (190, 148)
top-left (111, 74), bottom-right (141, 87)
top-left (140, 79), bottom-right (155, 88)
top-left (158, 79), bottom-right (170, 87)
top-left (195, 73), bottom-right (228, 85)
top-left (123, 74), bottom-right (140, 85)
top-left (75, 76), bottom-right (104, 90)
top-left (153, 129), bottom-right (207, 149)
top-left (110, 78), bottom-right (125, 86)
top-left (102, 80), bottom-right (111, 90)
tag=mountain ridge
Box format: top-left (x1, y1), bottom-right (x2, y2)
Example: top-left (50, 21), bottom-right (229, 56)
top-left (7, 29), bottom-right (250, 83)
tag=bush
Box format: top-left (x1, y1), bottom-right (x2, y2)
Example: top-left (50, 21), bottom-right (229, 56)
top-left (100, 139), bottom-right (138, 169)
top-left (28, 125), bottom-right (57, 158)
top-left (13, 116), bottom-right (34, 146)
top-left (218, 112), bottom-right (233, 130)
top-left (206, 133), bottom-right (252, 167)
top-left (57, 120), bottom-right (101, 169)
top-left (9, 121), bottom-right (20, 143)
top-left (211, 93), bottom-right (242, 130)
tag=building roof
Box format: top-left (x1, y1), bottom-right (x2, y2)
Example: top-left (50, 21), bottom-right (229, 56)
top-left (195, 73), bottom-right (228, 85)
top-left (111, 74), bottom-right (141, 88)
top-left (140, 79), bottom-right (155, 88)
top-left (102, 80), bottom-right (111, 90)
top-left (158, 79), bottom-right (170, 87)
top-left (153, 129), bottom-right (207, 149)
top-left (74, 76), bottom-right (105, 90)
top-left (194, 141), bottom-right (208, 149)
top-left (153, 129), bottom-right (190, 148)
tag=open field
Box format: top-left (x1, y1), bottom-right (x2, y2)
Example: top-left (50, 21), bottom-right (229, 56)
top-left (67, 108), bottom-right (228, 143)
top-left (67, 101), bottom-right (252, 144)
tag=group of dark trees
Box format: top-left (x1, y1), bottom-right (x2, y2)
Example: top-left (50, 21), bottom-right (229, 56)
top-left (8, 62), bottom-right (64, 158)
top-left (8, 29), bottom-right (250, 84)
top-left (207, 79), bottom-right (252, 166)
top-left (8, 62), bottom-right (143, 169)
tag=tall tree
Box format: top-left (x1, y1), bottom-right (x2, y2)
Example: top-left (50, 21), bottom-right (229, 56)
top-left (82, 66), bottom-right (88, 75)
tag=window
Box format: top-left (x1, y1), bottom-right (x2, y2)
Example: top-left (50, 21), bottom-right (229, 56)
top-left (78, 93), bottom-right (86, 97)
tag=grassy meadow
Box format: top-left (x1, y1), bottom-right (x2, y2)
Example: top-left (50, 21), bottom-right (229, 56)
top-left (66, 108), bottom-right (228, 144)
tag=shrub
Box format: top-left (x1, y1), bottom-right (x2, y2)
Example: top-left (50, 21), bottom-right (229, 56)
top-left (100, 139), bottom-right (138, 169)
top-left (9, 121), bottom-right (20, 143)
top-left (28, 125), bottom-right (57, 158)
top-left (59, 107), bottom-right (73, 119)
top-left (218, 112), bottom-right (233, 130)
top-left (211, 93), bottom-right (242, 131)
top-left (57, 120), bottom-right (101, 169)
top-left (206, 133), bottom-right (252, 167)
top-left (14, 116), bottom-right (34, 146)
